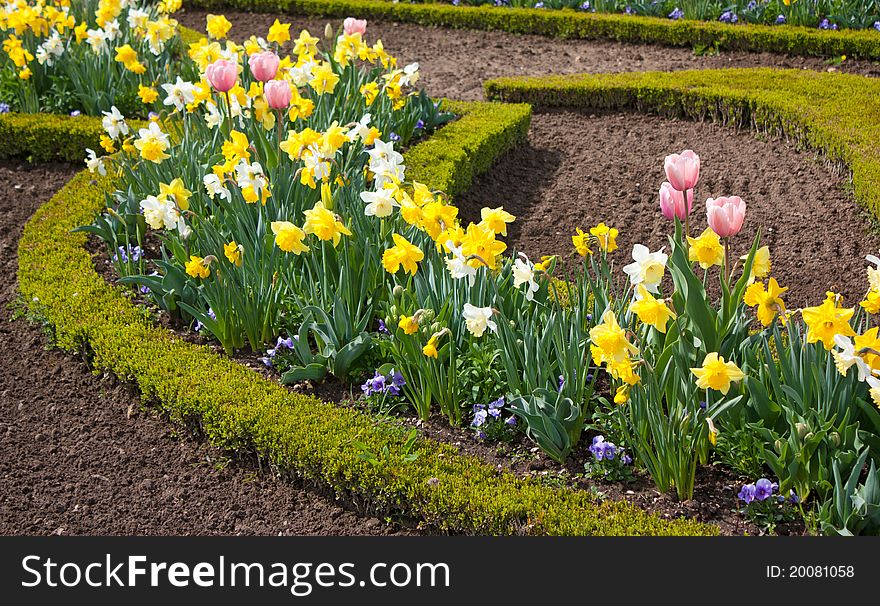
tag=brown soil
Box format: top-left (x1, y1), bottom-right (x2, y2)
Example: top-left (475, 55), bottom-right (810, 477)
top-left (178, 8), bottom-right (880, 101)
top-left (457, 109), bottom-right (878, 308)
top-left (0, 160), bottom-right (412, 536)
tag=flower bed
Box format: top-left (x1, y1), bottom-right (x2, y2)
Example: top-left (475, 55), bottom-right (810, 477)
top-left (14, 106), bottom-right (719, 537)
top-left (185, 0), bottom-right (880, 58)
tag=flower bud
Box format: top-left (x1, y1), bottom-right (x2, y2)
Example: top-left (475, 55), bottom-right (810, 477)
top-left (389, 305), bottom-right (398, 317)
top-left (804, 432), bottom-right (814, 441)
top-left (796, 423), bottom-right (808, 439)
top-left (420, 309), bottom-right (435, 323)
top-left (830, 432), bottom-right (840, 447)
top-left (392, 285), bottom-right (404, 299)
top-left (324, 22), bottom-right (334, 41)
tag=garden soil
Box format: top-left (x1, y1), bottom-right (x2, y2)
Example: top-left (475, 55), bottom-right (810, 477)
top-left (457, 110), bottom-right (879, 308)
top-left (0, 161), bottom-right (412, 536)
top-left (178, 8), bottom-right (880, 102)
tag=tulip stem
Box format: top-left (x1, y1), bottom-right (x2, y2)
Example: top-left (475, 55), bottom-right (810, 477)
top-left (223, 90), bottom-right (233, 138)
top-left (724, 238), bottom-right (731, 283)
top-left (276, 108), bottom-right (284, 161)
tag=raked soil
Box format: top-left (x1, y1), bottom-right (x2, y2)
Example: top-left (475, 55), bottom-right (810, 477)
top-left (457, 110), bottom-right (879, 308)
top-left (178, 8), bottom-right (880, 101)
top-left (0, 161), bottom-right (412, 536)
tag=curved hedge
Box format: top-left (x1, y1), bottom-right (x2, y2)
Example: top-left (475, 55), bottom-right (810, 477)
top-left (15, 97), bottom-right (712, 535)
top-left (185, 0), bottom-right (880, 59)
top-left (485, 68), bottom-right (880, 221)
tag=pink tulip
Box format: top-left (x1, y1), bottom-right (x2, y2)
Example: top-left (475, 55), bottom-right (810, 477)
top-left (664, 149), bottom-right (701, 192)
top-left (706, 196), bottom-right (746, 238)
top-left (264, 79), bottom-right (292, 109)
top-left (248, 51), bottom-right (280, 82)
top-left (658, 181), bottom-right (693, 221)
top-left (343, 17), bottom-right (367, 35)
top-left (205, 59), bottom-right (237, 93)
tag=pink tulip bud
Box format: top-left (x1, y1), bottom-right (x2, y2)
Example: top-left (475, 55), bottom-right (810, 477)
top-left (706, 196), bottom-right (746, 238)
top-left (264, 79), bottom-right (292, 109)
top-left (343, 17), bottom-right (367, 36)
top-left (205, 59), bottom-right (237, 93)
top-left (664, 149), bottom-right (700, 192)
top-left (659, 181), bottom-right (693, 221)
top-left (248, 51), bottom-right (280, 82)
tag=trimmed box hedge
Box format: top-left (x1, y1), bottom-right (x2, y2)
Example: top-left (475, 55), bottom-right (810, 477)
top-left (484, 68), bottom-right (880, 222)
top-left (185, 0), bottom-right (880, 59)
top-left (14, 96), bottom-right (712, 535)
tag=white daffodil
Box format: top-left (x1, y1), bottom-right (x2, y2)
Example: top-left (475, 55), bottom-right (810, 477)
top-left (86, 28), bottom-right (108, 54)
top-left (832, 334), bottom-right (873, 382)
top-left (101, 106), bottom-right (128, 140)
top-left (288, 60), bottom-right (315, 88)
top-left (360, 187), bottom-right (398, 218)
top-left (367, 139), bottom-right (405, 187)
top-left (622, 244), bottom-right (668, 294)
top-left (462, 303), bottom-right (497, 338)
top-left (350, 113), bottom-right (372, 142)
top-left (234, 160), bottom-right (268, 192)
top-left (203, 173), bottom-right (230, 201)
top-left (84, 149), bottom-right (106, 176)
top-left (103, 19), bottom-right (121, 41)
top-left (175, 218), bottom-right (192, 240)
top-left (127, 8), bottom-right (149, 30)
top-left (162, 76), bottom-right (196, 112)
top-left (139, 195), bottom-right (178, 230)
top-left (204, 102), bottom-right (222, 129)
top-left (512, 254), bottom-right (539, 301)
top-left (867, 254), bottom-right (880, 291)
top-left (867, 375), bottom-right (880, 408)
top-left (401, 62), bottom-right (420, 86)
top-left (445, 242), bottom-right (477, 286)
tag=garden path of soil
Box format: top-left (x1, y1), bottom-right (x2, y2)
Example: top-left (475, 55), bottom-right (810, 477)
top-left (178, 8), bottom-right (880, 102)
top-left (458, 110), bottom-right (878, 307)
top-left (0, 161), bottom-right (411, 536)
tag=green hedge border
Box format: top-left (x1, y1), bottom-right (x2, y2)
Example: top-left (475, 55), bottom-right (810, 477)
top-left (15, 96), bottom-right (712, 535)
top-left (185, 0), bottom-right (880, 59)
top-left (484, 67), bottom-right (880, 222)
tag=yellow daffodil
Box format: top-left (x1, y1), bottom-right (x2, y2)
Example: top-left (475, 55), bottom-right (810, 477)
top-left (309, 61), bottom-right (339, 95)
top-left (206, 14), bottom-right (232, 39)
top-left (138, 85), bottom-right (159, 104)
top-left (302, 201), bottom-right (351, 246)
top-left (99, 134), bottom-right (116, 154)
top-left (589, 310), bottom-right (638, 365)
top-left (224, 241), bottom-right (242, 266)
top-left (607, 357), bottom-right (640, 386)
top-left (687, 227), bottom-right (725, 269)
top-left (360, 81), bottom-right (379, 105)
top-left (854, 327), bottom-right (880, 373)
top-left (860, 289), bottom-right (880, 314)
top-left (629, 285), bottom-right (676, 333)
top-left (743, 278), bottom-right (787, 327)
top-left (398, 315), bottom-right (419, 335)
top-left (420, 201), bottom-right (458, 240)
top-left (801, 291), bottom-right (856, 350)
top-left (271, 221), bottom-right (309, 254)
top-left (590, 222), bottom-right (618, 253)
top-left (267, 19), bottom-right (291, 45)
top-left (691, 352), bottom-right (745, 395)
top-left (159, 178), bottom-right (191, 211)
top-left (480, 207), bottom-right (516, 237)
top-left (460, 222), bottom-right (506, 270)
top-left (572, 228), bottom-right (592, 257)
top-left (293, 29), bottom-right (319, 56)
top-left (613, 384), bottom-right (630, 405)
top-left (422, 332), bottom-right (443, 358)
top-left (185, 255), bottom-right (210, 279)
top-left (382, 233), bottom-right (424, 275)
top-left (742, 245), bottom-right (771, 283)
top-left (221, 130), bottom-right (251, 163)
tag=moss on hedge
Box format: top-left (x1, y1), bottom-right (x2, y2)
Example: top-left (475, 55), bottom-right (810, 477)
top-left (15, 97), bottom-right (709, 535)
top-left (185, 0), bottom-right (880, 58)
top-left (484, 68), bottom-right (880, 221)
